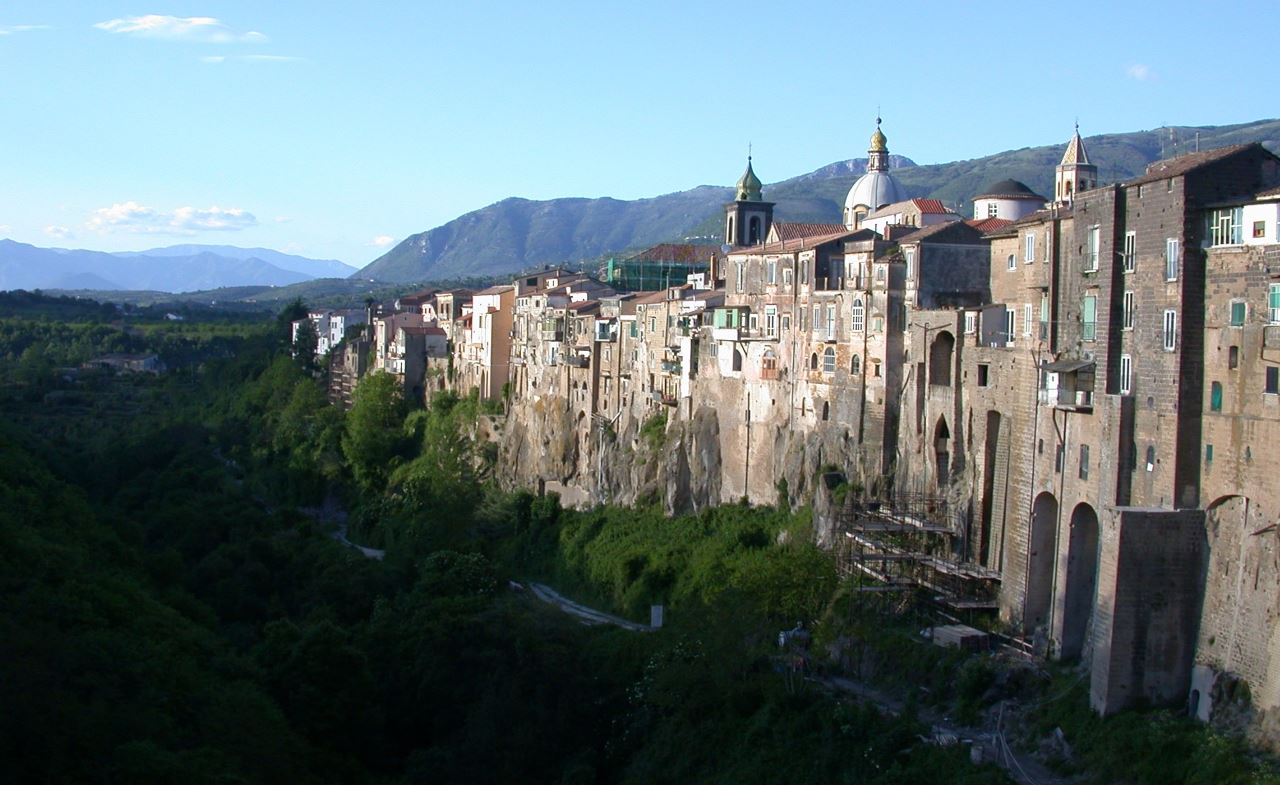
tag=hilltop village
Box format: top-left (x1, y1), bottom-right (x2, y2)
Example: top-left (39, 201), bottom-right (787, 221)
top-left (296, 122), bottom-right (1280, 730)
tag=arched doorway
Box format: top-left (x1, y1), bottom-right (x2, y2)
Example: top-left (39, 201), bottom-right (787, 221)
top-left (929, 331), bottom-right (955, 387)
top-left (1060, 502), bottom-right (1100, 660)
top-left (1025, 492), bottom-right (1058, 634)
top-left (933, 417), bottom-right (951, 488)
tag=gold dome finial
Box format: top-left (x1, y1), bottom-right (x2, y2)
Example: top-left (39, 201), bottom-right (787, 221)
top-left (869, 115), bottom-right (887, 153)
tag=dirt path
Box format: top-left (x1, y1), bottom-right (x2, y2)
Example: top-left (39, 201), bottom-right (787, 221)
top-left (516, 581), bottom-right (654, 632)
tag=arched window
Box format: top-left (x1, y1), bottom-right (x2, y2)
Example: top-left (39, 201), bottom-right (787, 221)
top-left (851, 299), bottom-right (864, 332)
top-left (822, 401), bottom-right (830, 421)
top-left (1145, 445), bottom-right (1156, 471)
top-left (822, 347), bottom-right (835, 374)
top-left (850, 355), bottom-right (861, 375)
top-left (810, 352), bottom-right (818, 370)
top-left (732, 348), bottom-right (744, 372)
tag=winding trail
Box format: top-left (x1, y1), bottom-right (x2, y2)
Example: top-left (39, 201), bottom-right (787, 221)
top-left (515, 581), bottom-right (655, 632)
top-left (300, 495), bottom-right (386, 561)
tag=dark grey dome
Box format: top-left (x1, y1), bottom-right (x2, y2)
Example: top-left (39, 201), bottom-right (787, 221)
top-left (976, 179), bottom-right (1044, 200)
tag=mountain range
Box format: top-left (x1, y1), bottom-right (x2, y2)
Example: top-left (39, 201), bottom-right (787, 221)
top-left (0, 242), bottom-right (356, 293)
top-left (358, 119), bottom-right (1280, 283)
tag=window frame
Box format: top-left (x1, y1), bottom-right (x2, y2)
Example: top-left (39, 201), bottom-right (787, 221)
top-left (1082, 294), bottom-right (1097, 342)
top-left (1163, 309), bottom-right (1177, 352)
top-left (1122, 231), bottom-right (1136, 273)
top-left (1120, 354), bottom-right (1133, 395)
top-left (1165, 238), bottom-right (1179, 281)
top-left (1122, 290), bottom-right (1135, 331)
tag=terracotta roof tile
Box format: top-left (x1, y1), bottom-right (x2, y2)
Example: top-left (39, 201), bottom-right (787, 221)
top-left (770, 222), bottom-right (847, 241)
top-left (966, 217), bottom-right (1013, 233)
top-left (623, 243), bottom-right (719, 263)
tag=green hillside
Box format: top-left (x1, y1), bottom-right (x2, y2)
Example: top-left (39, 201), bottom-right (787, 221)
top-left (359, 119), bottom-right (1280, 283)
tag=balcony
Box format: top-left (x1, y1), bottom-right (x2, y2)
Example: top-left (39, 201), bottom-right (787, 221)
top-left (712, 327), bottom-right (740, 341)
top-left (1039, 359), bottom-right (1095, 413)
top-left (563, 353), bottom-right (590, 369)
top-left (660, 360), bottom-right (682, 375)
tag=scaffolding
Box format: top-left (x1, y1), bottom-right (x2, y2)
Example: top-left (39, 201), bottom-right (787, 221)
top-left (834, 490), bottom-right (1001, 614)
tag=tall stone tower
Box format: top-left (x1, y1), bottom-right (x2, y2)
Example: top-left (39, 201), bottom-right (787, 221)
top-left (1055, 124), bottom-right (1098, 204)
top-left (724, 156), bottom-right (774, 246)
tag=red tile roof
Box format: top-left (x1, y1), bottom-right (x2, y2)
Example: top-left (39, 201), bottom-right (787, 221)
top-left (770, 222), bottom-right (847, 242)
top-left (727, 229), bottom-right (859, 256)
top-left (624, 243), bottom-right (719, 263)
top-left (912, 198), bottom-right (949, 214)
top-left (966, 217), bottom-right (1013, 233)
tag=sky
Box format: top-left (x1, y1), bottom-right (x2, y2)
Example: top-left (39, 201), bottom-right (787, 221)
top-left (2, 1), bottom-right (1279, 268)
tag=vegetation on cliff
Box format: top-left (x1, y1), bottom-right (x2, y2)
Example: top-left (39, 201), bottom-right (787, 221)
top-left (3, 292), bottom-right (1277, 784)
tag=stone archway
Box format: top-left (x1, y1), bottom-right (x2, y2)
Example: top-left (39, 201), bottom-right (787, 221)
top-left (929, 331), bottom-right (955, 387)
top-left (1060, 502), bottom-right (1100, 660)
top-left (1025, 491), bottom-right (1059, 634)
top-left (933, 417), bottom-right (951, 489)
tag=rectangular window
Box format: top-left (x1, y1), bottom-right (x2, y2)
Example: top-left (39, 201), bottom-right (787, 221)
top-left (765, 305), bottom-right (777, 338)
top-left (1005, 309), bottom-right (1016, 345)
top-left (781, 315), bottom-right (790, 333)
top-left (1122, 231), bottom-right (1136, 272)
top-left (1270, 284), bottom-right (1280, 324)
top-left (1120, 354), bottom-right (1133, 394)
top-left (1025, 233), bottom-right (1036, 263)
top-left (1082, 295), bottom-right (1097, 342)
top-left (1206, 444), bottom-right (1214, 465)
top-left (1123, 291), bottom-right (1135, 330)
top-left (1268, 366), bottom-right (1280, 395)
top-left (735, 261), bottom-right (745, 293)
top-left (964, 311), bottom-right (976, 335)
top-left (904, 248), bottom-right (915, 279)
top-left (783, 268), bottom-right (793, 288)
top-left (1079, 444), bottom-right (1090, 480)
top-left (826, 305), bottom-right (837, 339)
top-left (1040, 295), bottom-right (1049, 340)
top-left (766, 258), bottom-right (777, 285)
top-left (1024, 303), bottom-right (1033, 336)
top-left (1007, 253), bottom-right (1015, 272)
top-left (1085, 225), bottom-right (1100, 272)
top-left (977, 363), bottom-right (990, 387)
top-left (1163, 309), bottom-right (1177, 351)
top-left (1255, 220), bottom-right (1267, 239)
top-left (1230, 345), bottom-right (1240, 369)
top-left (1209, 207), bottom-right (1244, 246)
top-left (1165, 238), bottom-right (1179, 280)
top-left (1231, 300), bottom-right (1247, 327)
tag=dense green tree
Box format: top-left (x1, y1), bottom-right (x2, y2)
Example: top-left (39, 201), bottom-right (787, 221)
top-left (342, 371), bottom-right (410, 493)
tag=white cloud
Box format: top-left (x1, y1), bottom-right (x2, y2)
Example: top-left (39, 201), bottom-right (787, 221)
top-left (94, 15), bottom-right (267, 44)
top-left (0, 224), bottom-right (10, 233)
top-left (44, 225), bottom-right (73, 240)
top-left (371, 235), bottom-right (396, 248)
top-left (86, 201), bottom-right (258, 235)
top-left (0, 24), bottom-right (51, 36)
top-left (1126, 64), bottom-right (1154, 82)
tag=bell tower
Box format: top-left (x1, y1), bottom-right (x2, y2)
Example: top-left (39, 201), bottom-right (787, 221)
top-left (1055, 124), bottom-right (1098, 204)
top-left (724, 155), bottom-right (774, 246)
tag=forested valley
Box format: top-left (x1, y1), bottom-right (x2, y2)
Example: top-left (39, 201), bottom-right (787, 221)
top-left (2, 292), bottom-right (1273, 785)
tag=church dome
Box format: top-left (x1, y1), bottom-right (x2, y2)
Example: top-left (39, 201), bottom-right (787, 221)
top-left (735, 157), bottom-right (763, 201)
top-left (975, 179), bottom-right (1043, 201)
top-left (844, 169), bottom-right (905, 216)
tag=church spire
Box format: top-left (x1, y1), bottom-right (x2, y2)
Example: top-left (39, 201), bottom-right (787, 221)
top-left (1055, 123), bottom-right (1098, 204)
top-left (867, 116), bottom-right (889, 173)
top-left (735, 154), bottom-right (763, 202)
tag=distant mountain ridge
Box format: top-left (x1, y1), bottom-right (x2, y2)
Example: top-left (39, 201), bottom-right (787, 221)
top-left (0, 242), bottom-right (354, 293)
top-left (359, 120), bottom-right (1280, 283)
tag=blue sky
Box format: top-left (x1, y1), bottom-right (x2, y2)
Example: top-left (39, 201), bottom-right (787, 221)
top-left (2, 1), bottom-right (1278, 267)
